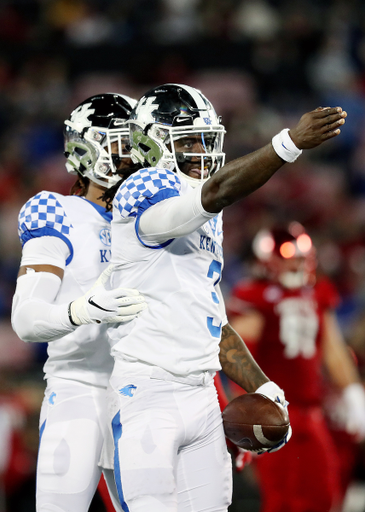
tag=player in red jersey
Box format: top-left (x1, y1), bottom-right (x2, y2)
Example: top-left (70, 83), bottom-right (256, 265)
top-left (227, 222), bottom-right (365, 512)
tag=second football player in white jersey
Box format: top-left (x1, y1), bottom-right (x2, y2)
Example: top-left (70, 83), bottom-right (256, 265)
top-left (101, 84), bottom-right (347, 512)
top-left (11, 93), bottom-right (147, 512)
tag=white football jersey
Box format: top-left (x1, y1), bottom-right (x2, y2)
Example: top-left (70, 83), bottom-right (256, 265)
top-left (108, 168), bottom-right (227, 376)
top-left (18, 191), bottom-right (114, 386)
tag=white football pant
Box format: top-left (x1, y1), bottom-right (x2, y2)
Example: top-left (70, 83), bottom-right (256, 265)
top-left (104, 361), bottom-right (233, 512)
top-left (36, 377), bottom-right (121, 512)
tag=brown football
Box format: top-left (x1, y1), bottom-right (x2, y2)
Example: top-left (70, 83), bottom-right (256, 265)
top-left (222, 393), bottom-right (290, 451)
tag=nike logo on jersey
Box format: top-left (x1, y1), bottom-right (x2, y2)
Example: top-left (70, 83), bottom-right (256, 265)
top-left (119, 385), bottom-right (137, 397)
top-left (48, 392), bottom-right (56, 405)
top-left (88, 296), bottom-right (114, 312)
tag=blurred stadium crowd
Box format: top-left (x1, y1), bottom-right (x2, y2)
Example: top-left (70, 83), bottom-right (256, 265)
top-left (2, 0), bottom-right (365, 510)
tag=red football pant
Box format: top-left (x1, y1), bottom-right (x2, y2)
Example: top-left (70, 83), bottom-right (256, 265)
top-left (255, 405), bottom-right (341, 512)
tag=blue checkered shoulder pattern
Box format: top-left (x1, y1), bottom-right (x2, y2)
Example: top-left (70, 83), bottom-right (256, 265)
top-left (18, 191), bottom-right (73, 247)
top-left (113, 168), bottom-right (182, 219)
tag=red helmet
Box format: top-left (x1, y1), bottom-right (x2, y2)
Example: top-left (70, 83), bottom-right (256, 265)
top-left (252, 222), bottom-right (317, 288)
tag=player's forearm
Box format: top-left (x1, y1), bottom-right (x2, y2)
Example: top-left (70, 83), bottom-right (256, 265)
top-left (219, 323), bottom-right (269, 393)
top-left (12, 298), bottom-right (75, 342)
top-left (202, 107), bottom-right (347, 213)
top-left (202, 144), bottom-right (282, 213)
top-left (325, 340), bottom-right (361, 388)
top-left (323, 311), bottom-right (361, 389)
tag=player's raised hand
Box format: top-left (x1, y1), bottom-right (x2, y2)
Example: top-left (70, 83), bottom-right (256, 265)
top-left (69, 264), bottom-right (147, 325)
top-left (289, 107), bottom-right (347, 150)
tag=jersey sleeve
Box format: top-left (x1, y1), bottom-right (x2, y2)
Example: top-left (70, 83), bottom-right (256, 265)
top-left (18, 191), bottom-right (74, 265)
top-left (316, 276), bottom-right (341, 310)
top-left (20, 236), bottom-right (70, 269)
top-left (112, 167), bottom-right (182, 219)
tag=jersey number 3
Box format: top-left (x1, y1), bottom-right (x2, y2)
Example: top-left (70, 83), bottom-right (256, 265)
top-left (207, 260), bottom-right (222, 338)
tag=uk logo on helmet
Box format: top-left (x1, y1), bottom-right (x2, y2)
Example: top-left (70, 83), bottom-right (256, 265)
top-left (203, 117), bottom-right (212, 125)
top-left (69, 103), bottom-right (94, 131)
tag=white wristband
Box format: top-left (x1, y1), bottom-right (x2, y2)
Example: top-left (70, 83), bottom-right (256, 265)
top-left (255, 381), bottom-right (286, 407)
top-left (272, 128), bottom-right (302, 163)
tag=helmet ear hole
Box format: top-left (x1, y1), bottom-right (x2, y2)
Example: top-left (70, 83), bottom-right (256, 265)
top-left (139, 142), bottom-right (151, 153)
top-left (75, 147), bottom-right (87, 157)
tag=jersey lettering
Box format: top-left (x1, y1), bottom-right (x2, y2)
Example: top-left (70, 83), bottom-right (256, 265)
top-left (275, 298), bottom-right (319, 359)
top-left (100, 249), bottom-right (112, 263)
top-left (200, 235), bottom-right (216, 253)
top-left (199, 235), bottom-right (223, 257)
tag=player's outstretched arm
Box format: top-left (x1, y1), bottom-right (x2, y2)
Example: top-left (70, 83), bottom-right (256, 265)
top-left (219, 323), bottom-right (270, 393)
top-left (202, 107), bottom-right (347, 213)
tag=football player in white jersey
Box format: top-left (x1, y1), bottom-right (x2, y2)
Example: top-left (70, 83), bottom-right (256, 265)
top-left (11, 93), bottom-right (148, 512)
top-left (100, 84), bottom-right (347, 512)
